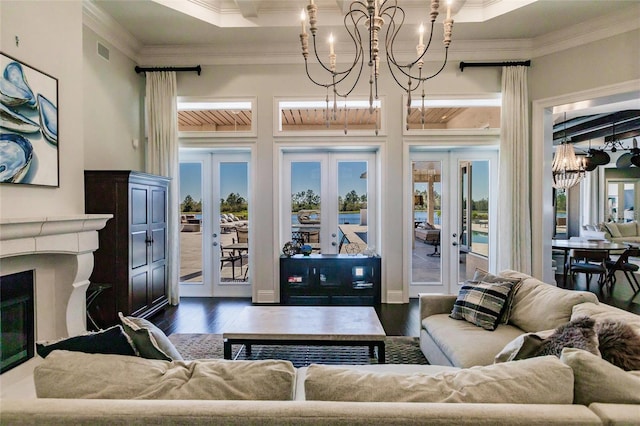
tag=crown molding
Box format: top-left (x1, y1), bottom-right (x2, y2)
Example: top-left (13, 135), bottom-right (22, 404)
top-left (82, 1), bottom-right (141, 62)
top-left (532, 4), bottom-right (640, 59)
top-left (86, 2), bottom-right (639, 66)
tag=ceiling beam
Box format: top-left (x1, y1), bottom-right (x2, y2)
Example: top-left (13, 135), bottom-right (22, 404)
top-left (234, 0), bottom-right (259, 18)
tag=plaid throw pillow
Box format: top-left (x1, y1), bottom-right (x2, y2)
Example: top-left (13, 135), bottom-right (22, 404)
top-left (450, 281), bottom-right (515, 331)
top-left (472, 269), bottom-right (522, 324)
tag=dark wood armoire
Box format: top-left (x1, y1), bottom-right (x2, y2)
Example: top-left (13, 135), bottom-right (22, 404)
top-left (84, 170), bottom-right (170, 327)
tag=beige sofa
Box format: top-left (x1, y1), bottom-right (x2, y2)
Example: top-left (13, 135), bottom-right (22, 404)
top-left (598, 221), bottom-right (640, 243)
top-left (419, 270), bottom-right (601, 368)
top-left (3, 269), bottom-right (640, 425)
top-left (2, 350), bottom-right (639, 425)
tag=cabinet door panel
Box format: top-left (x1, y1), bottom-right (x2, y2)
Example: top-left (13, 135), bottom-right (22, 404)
top-left (151, 228), bottom-right (166, 262)
top-left (131, 187), bottom-right (148, 225)
top-left (131, 231), bottom-right (148, 269)
top-left (131, 272), bottom-right (149, 314)
top-left (151, 188), bottom-right (167, 224)
top-left (151, 264), bottom-right (167, 303)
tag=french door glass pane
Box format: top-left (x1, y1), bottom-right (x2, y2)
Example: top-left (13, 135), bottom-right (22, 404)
top-left (337, 161), bottom-right (368, 253)
top-left (291, 162), bottom-right (321, 250)
top-left (412, 160), bottom-right (442, 283)
top-left (179, 162), bottom-right (203, 284)
top-left (459, 160), bottom-right (490, 282)
top-left (219, 162), bottom-right (249, 282)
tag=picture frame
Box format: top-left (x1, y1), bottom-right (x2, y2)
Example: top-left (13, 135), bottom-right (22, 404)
top-left (1, 52), bottom-right (59, 187)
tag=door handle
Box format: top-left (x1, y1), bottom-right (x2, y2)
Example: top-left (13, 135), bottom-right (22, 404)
top-left (452, 242), bottom-right (458, 246)
top-left (332, 242), bottom-right (337, 246)
top-left (213, 242), bottom-right (218, 247)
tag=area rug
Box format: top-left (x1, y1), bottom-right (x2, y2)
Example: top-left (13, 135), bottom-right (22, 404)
top-left (168, 333), bottom-right (428, 367)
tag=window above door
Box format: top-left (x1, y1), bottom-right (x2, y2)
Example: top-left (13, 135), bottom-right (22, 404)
top-left (177, 97), bottom-right (256, 138)
top-left (402, 94), bottom-right (501, 136)
top-left (273, 97), bottom-right (386, 137)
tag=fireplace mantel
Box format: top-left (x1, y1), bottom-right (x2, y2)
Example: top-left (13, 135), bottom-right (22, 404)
top-left (0, 215), bottom-right (112, 336)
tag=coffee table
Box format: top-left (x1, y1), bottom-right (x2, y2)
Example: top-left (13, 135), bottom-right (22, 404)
top-left (222, 306), bottom-right (386, 363)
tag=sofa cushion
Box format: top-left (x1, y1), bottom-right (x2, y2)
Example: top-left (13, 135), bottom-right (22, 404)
top-left (605, 222), bottom-right (622, 238)
top-left (422, 314), bottom-right (524, 367)
top-left (572, 302), bottom-right (640, 334)
top-left (304, 356), bottom-right (574, 404)
top-left (450, 281), bottom-right (515, 331)
top-left (119, 313), bottom-right (183, 361)
top-left (499, 271), bottom-right (598, 333)
top-left (615, 221), bottom-right (637, 237)
top-left (34, 350), bottom-right (296, 400)
top-left (560, 348), bottom-right (640, 405)
top-left (36, 325), bottom-right (136, 358)
top-left (295, 364), bottom-right (460, 401)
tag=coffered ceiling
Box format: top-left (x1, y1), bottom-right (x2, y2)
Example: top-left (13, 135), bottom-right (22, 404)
top-left (86, 0), bottom-right (640, 136)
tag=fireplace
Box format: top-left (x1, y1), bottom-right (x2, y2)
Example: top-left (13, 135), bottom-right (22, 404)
top-left (1, 270), bottom-right (35, 374)
top-left (0, 215), bottom-right (111, 398)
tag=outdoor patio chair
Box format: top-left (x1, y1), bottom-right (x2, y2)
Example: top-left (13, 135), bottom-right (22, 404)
top-left (220, 245), bottom-right (243, 281)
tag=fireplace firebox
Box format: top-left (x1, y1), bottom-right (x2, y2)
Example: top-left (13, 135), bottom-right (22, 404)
top-left (1, 270), bottom-right (35, 374)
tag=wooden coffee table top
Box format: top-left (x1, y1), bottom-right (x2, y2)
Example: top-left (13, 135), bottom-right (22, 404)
top-left (222, 306), bottom-right (386, 341)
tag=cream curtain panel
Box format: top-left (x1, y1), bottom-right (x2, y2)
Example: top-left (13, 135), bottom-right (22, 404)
top-left (145, 71), bottom-right (180, 305)
top-left (497, 66), bottom-right (532, 273)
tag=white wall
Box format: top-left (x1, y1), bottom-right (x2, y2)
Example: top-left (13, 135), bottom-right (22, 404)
top-left (177, 61), bottom-right (501, 302)
top-left (528, 30), bottom-right (640, 281)
top-left (83, 27), bottom-right (145, 171)
top-left (0, 1), bottom-right (84, 218)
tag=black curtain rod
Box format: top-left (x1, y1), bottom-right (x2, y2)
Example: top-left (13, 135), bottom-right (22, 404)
top-left (135, 65), bottom-right (202, 75)
top-left (459, 60), bottom-right (531, 72)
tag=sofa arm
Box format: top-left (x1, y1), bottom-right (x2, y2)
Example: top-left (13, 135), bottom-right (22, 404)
top-left (418, 293), bottom-right (457, 321)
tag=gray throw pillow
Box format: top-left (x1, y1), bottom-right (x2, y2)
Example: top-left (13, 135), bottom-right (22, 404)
top-left (535, 316), bottom-right (600, 358)
top-left (595, 319), bottom-right (640, 371)
top-left (119, 313), bottom-right (183, 361)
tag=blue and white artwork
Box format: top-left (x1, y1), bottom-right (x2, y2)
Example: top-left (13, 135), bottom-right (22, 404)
top-left (0, 53), bottom-right (59, 187)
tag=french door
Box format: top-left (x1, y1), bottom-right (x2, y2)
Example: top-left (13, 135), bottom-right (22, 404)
top-left (281, 151), bottom-right (377, 255)
top-left (409, 149), bottom-right (498, 296)
top-left (179, 151), bottom-right (251, 297)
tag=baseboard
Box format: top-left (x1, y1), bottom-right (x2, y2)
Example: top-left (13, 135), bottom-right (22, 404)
top-left (255, 290), bottom-right (276, 304)
top-left (385, 290), bottom-right (405, 304)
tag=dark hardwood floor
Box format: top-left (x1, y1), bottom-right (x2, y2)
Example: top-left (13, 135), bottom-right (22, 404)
top-left (152, 274), bottom-right (639, 337)
top-left (153, 299), bottom-right (421, 337)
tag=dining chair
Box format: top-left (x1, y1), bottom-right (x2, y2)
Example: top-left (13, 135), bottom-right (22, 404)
top-left (569, 249), bottom-right (608, 292)
top-left (605, 247), bottom-right (640, 295)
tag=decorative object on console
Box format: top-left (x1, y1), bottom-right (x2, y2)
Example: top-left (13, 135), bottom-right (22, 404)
top-left (345, 242), bottom-right (361, 256)
top-left (298, 0), bottom-right (454, 135)
top-left (1, 53), bottom-right (58, 186)
top-left (300, 244), bottom-right (313, 256)
top-left (282, 241), bottom-right (300, 257)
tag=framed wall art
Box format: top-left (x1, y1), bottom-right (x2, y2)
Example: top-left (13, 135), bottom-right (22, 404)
top-left (1, 52), bottom-right (59, 187)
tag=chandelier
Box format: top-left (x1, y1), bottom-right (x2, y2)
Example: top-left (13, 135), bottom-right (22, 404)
top-left (552, 113), bottom-right (585, 190)
top-left (299, 0), bottom-right (454, 134)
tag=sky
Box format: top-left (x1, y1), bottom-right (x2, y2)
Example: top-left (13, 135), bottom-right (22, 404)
top-left (291, 161), bottom-right (368, 197)
top-left (180, 162), bottom-right (248, 203)
top-left (180, 159), bottom-right (486, 204)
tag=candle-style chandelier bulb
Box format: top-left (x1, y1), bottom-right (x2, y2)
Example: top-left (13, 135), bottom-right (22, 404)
top-left (299, 0), bottom-right (454, 135)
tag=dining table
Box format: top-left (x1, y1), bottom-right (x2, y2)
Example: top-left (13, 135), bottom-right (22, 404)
top-left (552, 239), bottom-right (629, 288)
